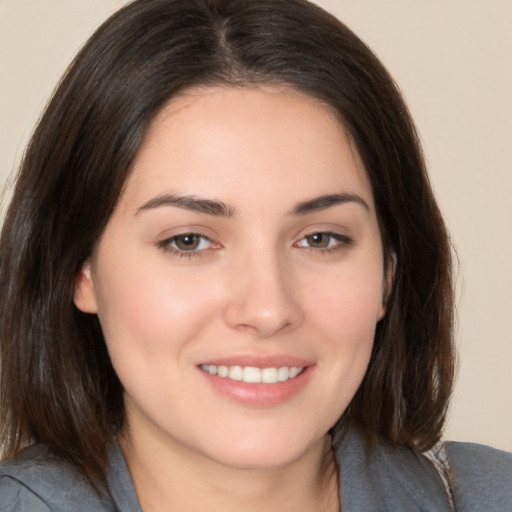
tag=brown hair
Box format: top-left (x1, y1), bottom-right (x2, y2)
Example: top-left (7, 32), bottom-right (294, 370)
top-left (0, 0), bottom-right (454, 487)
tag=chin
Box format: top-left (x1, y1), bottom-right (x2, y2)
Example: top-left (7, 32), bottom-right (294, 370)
top-left (208, 447), bottom-right (304, 470)
top-left (195, 426), bottom-right (325, 471)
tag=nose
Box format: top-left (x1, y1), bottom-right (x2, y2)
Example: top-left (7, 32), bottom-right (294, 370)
top-left (223, 251), bottom-right (304, 338)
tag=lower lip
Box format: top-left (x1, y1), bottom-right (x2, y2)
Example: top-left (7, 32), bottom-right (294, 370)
top-left (198, 366), bottom-right (314, 407)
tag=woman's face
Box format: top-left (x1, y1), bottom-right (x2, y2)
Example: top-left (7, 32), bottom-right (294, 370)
top-left (75, 86), bottom-right (386, 470)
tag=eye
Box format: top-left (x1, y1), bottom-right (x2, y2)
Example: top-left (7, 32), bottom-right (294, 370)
top-left (158, 233), bottom-right (215, 254)
top-left (295, 232), bottom-right (351, 250)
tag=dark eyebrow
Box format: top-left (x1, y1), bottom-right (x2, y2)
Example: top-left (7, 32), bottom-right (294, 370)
top-left (291, 193), bottom-right (370, 215)
top-left (136, 194), bottom-right (235, 217)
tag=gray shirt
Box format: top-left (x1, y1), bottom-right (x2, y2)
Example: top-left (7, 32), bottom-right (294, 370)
top-left (1, 429), bottom-right (511, 511)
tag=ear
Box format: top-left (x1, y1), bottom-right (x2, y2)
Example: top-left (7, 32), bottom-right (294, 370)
top-left (74, 259), bottom-right (98, 314)
top-left (378, 251), bottom-right (396, 320)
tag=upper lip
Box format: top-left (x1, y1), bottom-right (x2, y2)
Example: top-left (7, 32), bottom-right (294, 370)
top-left (198, 355), bottom-right (313, 368)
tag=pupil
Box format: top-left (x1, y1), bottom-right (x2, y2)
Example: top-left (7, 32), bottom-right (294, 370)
top-left (308, 233), bottom-right (329, 248)
top-left (176, 235), bottom-right (199, 250)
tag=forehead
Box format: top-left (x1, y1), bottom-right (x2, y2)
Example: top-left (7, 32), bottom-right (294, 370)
top-left (121, 85), bottom-right (374, 212)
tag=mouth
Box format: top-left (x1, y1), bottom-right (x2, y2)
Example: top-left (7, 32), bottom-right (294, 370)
top-left (200, 364), bottom-right (305, 384)
top-left (197, 358), bottom-right (313, 407)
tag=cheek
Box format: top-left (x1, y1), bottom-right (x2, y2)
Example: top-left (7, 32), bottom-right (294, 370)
top-left (302, 261), bottom-right (383, 410)
top-left (92, 253), bottom-right (222, 369)
top-left (307, 261), bottom-right (384, 338)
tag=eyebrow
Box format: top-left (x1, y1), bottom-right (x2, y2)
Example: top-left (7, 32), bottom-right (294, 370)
top-left (290, 193), bottom-right (370, 215)
top-left (136, 192), bottom-right (369, 217)
top-left (136, 194), bottom-right (235, 217)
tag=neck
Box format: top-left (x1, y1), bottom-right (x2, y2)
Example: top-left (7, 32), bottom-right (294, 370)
top-left (119, 427), bottom-right (338, 512)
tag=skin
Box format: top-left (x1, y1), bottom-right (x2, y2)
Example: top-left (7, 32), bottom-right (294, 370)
top-left (75, 86), bottom-right (387, 511)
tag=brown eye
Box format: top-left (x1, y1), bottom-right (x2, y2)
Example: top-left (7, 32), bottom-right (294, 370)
top-left (296, 232), bottom-right (351, 251)
top-left (159, 233), bottom-right (214, 253)
top-left (304, 233), bottom-right (332, 248)
top-left (173, 234), bottom-right (202, 251)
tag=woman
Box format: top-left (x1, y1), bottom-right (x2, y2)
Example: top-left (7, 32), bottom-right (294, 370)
top-left (0, 0), bottom-right (510, 510)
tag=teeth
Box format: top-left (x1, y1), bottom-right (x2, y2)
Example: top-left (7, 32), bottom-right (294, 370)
top-left (228, 366), bottom-right (243, 381)
top-left (200, 365), bottom-right (304, 384)
top-left (261, 367), bottom-right (278, 384)
top-left (289, 367), bottom-right (299, 378)
top-left (277, 366), bottom-right (289, 382)
top-left (243, 366), bottom-right (261, 383)
top-left (218, 365), bottom-right (228, 377)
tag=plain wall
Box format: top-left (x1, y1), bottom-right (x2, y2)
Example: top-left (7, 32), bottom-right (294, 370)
top-left (1, 0), bottom-right (511, 451)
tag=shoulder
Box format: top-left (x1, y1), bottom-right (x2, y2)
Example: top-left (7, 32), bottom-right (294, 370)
top-left (0, 444), bottom-right (114, 512)
top-left (336, 428), bottom-right (453, 511)
top-left (445, 441), bottom-right (512, 511)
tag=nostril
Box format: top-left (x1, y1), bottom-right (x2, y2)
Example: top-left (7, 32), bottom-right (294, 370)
top-left (223, 298), bottom-right (303, 338)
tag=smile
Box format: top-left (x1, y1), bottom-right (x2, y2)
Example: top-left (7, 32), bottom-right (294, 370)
top-left (200, 364), bottom-right (304, 384)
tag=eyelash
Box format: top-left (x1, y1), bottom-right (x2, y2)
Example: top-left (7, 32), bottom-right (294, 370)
top-left (294, 231), bottom-right (353, 253)
top-left (157, 231), bottom-right (352, 258)
top-left (157, 233), bottom-right (215, 259)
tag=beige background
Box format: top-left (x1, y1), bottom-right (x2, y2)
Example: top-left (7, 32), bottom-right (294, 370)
top-left (1, 1), bottom-right (511, 451)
